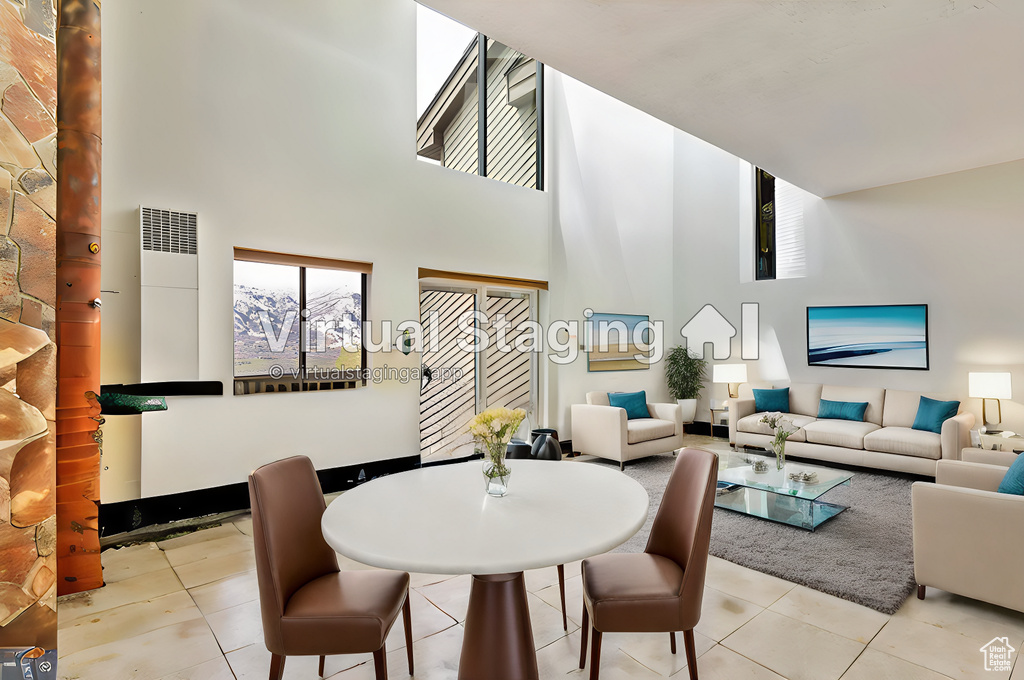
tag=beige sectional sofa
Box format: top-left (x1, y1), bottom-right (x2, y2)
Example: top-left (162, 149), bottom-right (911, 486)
top-left (729, 382), bottom-right (975, 476)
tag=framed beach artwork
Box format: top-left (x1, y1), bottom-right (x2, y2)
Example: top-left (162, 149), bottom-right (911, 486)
top-left (586, 312), bottom-right (652, 372)
top-left (806, 304), bottom-right (929, 370)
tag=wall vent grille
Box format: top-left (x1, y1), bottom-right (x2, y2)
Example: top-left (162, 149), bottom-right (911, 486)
top-left (141, 207), bottom-right (198, 254)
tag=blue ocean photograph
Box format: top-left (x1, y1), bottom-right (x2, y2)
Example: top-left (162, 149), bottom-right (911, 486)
top-left (807, 305), bottom-right (928, 369)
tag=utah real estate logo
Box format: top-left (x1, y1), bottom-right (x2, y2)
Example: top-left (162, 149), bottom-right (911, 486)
top-left (980, 637), bottom-right (1015, 673)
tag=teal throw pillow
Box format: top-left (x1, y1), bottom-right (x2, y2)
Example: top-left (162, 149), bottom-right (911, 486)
top-left (911, 396), bottom-right (960, 434)
top-left (998, 454), bottom-right (1024, 495)
top-left (608, 391), bottom-right (650, 420)
top-left (753, 388), bottom-right (789, 413)
top-left (817, 399), bottom-right (869, 422)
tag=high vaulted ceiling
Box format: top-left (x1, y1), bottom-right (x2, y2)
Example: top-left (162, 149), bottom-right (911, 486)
top-left (422, 0), bottom-right (1024, 197)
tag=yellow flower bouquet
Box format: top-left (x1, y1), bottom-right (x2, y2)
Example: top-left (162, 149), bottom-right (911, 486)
top-left (467, 406), bottom-right (527, 496)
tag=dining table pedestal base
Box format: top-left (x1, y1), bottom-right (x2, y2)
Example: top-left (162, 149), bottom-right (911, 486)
top-left (459, 572), bottom-right (538, 680)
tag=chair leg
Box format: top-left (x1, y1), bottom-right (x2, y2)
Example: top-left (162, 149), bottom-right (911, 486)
top-left (318, 655), bottom-right (326, 677)
top-left (268, 654), bottom-right (285, 680)
top-left (579, 603), bottom-right (589, 669)
top-left (917, 585), bottom-right (926, 600)
top-left (403, 591), bottom-right (415, 674)
top-left (684, 629), bottom-right (698, 680)
top-left (670, 631), bottom-right (677, 654)
top-left (557, 564), bottom-right (568, 631)
top-left (589, 628), bottom-right (603, 680)
top-left (373, 646), bottom-right (388, 680)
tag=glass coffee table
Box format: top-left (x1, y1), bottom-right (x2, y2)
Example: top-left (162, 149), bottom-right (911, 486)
top-left (714, 450), bottom-right (853, 531)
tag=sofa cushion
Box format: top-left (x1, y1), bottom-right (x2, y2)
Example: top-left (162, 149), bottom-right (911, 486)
top-left (626, 418), bottom-right (676, 444)
top-left (817, 398), bottom-right (869, 422)
top-left (587, 391), bottom-right (611, 406)
top-left (753, 388), bottom-right (789, 413)
top-left (737, 382), bottom-right (773, 401)
top-left (608, 391), bottom-right (650, 420)
top-left (882, 389), bottom-right (927, 428)
top-left (998, 454), bottom-right (1024, 495)
top-left (802, 420), bottom-right (880, 449)
top-left (820, 385), bottom-right (885, 425)
top-left (913, 396), bottom-right (960, 434)
top-left (788, 383), bottom-right (823, 417)
top-left (863, 426), bottom-right (942, 460)
top-left (736, 413), bottom-right (813, 442)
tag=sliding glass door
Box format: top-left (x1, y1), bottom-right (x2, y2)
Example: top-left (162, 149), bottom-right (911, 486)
top-left (419, 285), bottom-right (537, 462)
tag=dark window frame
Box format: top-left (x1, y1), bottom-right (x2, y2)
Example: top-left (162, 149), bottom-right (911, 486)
top-left (755, 168), bottom-right (776, 281)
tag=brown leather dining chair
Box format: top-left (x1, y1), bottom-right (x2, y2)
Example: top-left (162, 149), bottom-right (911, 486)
top-left (248, 455), bottom-right (413, 680)
top-left (578, 447), bottom-right (718, 680)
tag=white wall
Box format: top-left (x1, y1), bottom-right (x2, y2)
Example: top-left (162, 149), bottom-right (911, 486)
top-left (673, 127), bottom-right (1024, 433)
top-left (100, 0), bottom-right (550, 499)
top-left (545, 73), bottom-right (677, 437)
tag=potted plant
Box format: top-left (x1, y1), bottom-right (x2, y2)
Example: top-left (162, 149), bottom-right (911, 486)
top-left (665, 346), bottom-right (708, 424)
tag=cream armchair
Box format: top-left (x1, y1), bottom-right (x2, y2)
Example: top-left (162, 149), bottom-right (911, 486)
top-left (912, 449), bottom-right (1024, 613)
top-left (570, 391), bottom-right (684, 470)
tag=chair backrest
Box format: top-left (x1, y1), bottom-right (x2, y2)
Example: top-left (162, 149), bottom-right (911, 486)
top-left (644, 447), bottom-right (718, 628)
top-left (249, 455), bottom-right (339, 650)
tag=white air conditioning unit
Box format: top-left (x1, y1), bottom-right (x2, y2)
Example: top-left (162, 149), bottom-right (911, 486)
top-left (139, 206), bottom-right (199, 381)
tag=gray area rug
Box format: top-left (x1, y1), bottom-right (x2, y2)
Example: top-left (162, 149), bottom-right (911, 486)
top-left (606, 452), bottom-right (918, 614)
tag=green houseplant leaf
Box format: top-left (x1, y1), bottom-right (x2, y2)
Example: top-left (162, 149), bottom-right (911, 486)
top-left (665, 346), bottom-right (708, 400)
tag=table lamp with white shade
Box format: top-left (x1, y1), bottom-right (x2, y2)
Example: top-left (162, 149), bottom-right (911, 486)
top-left (968, 371), bottom-right (1011, 434)
top-left (713, 363), bottom-right (748, 400)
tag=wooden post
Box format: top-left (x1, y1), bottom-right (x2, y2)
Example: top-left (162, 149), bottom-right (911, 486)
top-left (55, 0), bottom-right (103, 595)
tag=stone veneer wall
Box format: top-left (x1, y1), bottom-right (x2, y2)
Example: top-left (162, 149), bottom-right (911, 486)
top-left (0, 0), bottom-right (58, 649)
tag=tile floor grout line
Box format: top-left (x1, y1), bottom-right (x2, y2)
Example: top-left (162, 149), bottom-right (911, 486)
top-left (173, 554), bottom-right (243, 677)
top-left (834, 614), bottom-right (893, 680)
top-left (56, 596), bottom-right (209, 662)
top-left (57, 616), bottom-right (230, 679)
top-left (59, 554), bottom-right (192, 629)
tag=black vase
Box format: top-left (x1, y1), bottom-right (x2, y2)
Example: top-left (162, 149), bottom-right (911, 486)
top-left (531, 428), bottom-right (559, 443)
top-left (506, 439), bottom-right (533, 460)
top-left (530, 432), bottom-right (562, 461)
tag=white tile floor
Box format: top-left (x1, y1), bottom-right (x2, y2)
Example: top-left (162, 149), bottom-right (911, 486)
top-left (56, 457), bottom-right (1024, 680)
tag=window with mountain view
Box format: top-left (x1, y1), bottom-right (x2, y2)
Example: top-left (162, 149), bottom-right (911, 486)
top-left (416, 5), bottom-right (544, 190)
top-left (233, 248), bottom-right (368, 394)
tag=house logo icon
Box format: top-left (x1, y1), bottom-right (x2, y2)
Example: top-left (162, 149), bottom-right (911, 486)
top-left (980, 637), bottom-right (1015, 672)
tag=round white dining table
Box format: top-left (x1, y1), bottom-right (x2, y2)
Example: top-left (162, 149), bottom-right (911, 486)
top-left (321, 459), bottom-right (649, 680)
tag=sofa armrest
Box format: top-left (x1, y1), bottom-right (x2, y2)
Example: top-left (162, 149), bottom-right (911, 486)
top-left (912, 481), bottom-right (1024, 611)
top-left (940, 412), bottom-right (975, 459)
top-left (729, 398), bottom-right (755, 444)
top-left (962, 448), bottom-right (1017, 468)
top-left (647, 402), bottom-right (683, 435)
top-left (570, 404), bottom-right (628, 460)
top-left (935, 459), bottom-right (1007, 492)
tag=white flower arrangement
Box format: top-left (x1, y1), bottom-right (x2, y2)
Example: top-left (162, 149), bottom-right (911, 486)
top-left (759, 411), bottom-right (799, 467)
top-left (467, 407), bottom-right (527, 478)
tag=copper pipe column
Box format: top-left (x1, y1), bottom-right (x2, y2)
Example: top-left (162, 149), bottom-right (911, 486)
top-left (55, 0), bottom-right (102, 595)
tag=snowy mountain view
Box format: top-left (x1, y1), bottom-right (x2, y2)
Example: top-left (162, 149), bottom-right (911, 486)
top-left (233, 262), bottom-right (363, 377)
